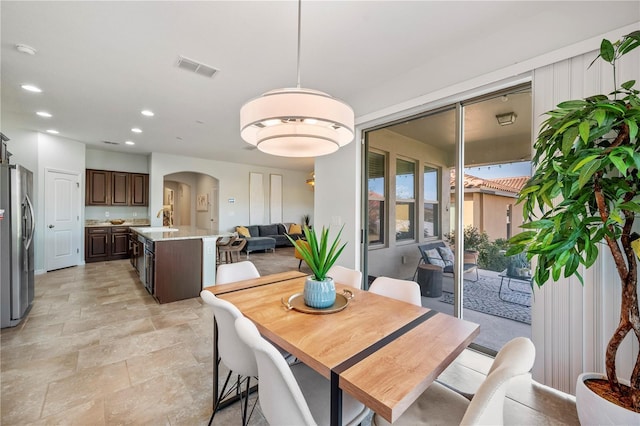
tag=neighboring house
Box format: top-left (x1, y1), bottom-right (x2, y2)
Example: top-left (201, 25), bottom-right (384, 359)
top-left (451, 173), bottom-right (529, 241)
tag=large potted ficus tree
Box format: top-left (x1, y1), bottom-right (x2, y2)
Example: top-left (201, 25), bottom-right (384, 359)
top-left (508, 31), bottom-right (640, 422)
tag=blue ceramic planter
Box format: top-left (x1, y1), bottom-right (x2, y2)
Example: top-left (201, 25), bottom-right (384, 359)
top-left (304, 276), bottom-right (336, 308)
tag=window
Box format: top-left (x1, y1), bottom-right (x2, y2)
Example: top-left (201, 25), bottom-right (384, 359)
top-left (424, 165), bottom-right (440, 238)
top-left (396, 158), bottom-right (415, 241)
top-left (368, 151), bottom-right (386, 245)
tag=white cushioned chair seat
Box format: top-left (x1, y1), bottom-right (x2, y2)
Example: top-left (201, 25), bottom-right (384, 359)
top-left (235, 316), bottom-right (370, 426)
top-left (373, 337), bottom-right (535, 426)
top-left (292, 361), bottom-right (370, 426)
top-left (373, 381), bottom-right (469, 426)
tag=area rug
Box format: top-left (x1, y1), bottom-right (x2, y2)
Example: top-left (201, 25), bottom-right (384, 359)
top-left (440, 276), bottom-right (531, 325)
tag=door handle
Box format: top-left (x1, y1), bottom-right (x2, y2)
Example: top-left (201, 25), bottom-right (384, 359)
top-left (48, 224), bottom-right (55, 229)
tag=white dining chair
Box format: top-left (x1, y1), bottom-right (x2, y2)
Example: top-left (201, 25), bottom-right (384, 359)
top-left (373, 337), bottom-right (536, 426)
top-left (216, 260), bottom-right (260, 284)
top-left (200, 290), bottom-right (258, 426)
top-left (235, 316), bottom-right (371, 426)
top-left (327, 265), bottom-right (363, 289)
top-left (369, 276), bottom-right (422, 306)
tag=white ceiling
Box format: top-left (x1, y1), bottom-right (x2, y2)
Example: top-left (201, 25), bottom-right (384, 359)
top-left (2, 1), bottom-right (638, 171)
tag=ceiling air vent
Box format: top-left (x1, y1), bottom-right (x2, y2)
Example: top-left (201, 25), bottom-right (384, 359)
top-left (176, 56), bottom-right (219, 78)
top-left (102, 140), bottom-right (120, 145)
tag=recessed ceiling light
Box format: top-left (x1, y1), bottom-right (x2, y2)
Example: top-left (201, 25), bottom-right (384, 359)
top-left (21, 84), bottom-right (42, 93)
top-left (36, 111), bottom-right (52, 118)
top-left (46, 129), bottom-right (59, 134)
top-left (16, 44), bottom-right (37, 55)
top-left (141, 110), bottom-right (154, 117)
top-left (131, 128), bottom-right (142, 133)
top-left (125, 141), bottom-right (135, 145)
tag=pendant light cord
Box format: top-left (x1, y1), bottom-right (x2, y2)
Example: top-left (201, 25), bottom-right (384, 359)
top-left (296, 0), bottom-right (301, 88)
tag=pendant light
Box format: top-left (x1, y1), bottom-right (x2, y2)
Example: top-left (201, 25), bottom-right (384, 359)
top-left (240, 0), bottom-right (354, 157)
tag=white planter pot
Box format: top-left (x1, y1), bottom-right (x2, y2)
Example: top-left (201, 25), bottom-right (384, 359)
top-left (576, 372), bottom-right (640, 425)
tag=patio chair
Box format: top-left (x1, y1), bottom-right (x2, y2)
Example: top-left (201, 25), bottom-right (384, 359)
top-left (413, 242), bottom-right (479, 282)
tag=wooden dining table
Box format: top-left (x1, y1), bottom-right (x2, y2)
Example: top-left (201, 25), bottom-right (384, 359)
top-left (204, 271), bottom-right (480, 425)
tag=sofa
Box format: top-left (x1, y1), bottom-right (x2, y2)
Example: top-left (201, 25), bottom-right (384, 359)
top-left (236, 223), bottom-right (304, 255)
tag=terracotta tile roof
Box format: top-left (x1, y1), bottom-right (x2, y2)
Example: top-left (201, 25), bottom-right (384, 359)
top-left (450, 172), bottom-right (530, 194)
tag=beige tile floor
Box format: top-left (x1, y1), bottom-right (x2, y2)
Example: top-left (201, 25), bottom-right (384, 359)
top-left (1, 258), bottom-right (579, 425)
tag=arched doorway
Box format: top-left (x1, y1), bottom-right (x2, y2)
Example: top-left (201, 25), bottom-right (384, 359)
top-left (163, 172), bottom-right (219, 232)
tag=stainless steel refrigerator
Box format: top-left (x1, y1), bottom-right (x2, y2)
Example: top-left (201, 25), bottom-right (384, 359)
top-left (1, 164), bottom-right (35, 328)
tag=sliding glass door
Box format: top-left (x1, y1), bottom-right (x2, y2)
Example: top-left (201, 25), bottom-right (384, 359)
top-left (363, 83), bottom-right (532, 354)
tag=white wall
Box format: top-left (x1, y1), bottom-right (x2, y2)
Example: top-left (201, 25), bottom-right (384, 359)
top-left (150, 152), bottom-right (313, 231)
top-left (3, 127), bottom-right (38, 173)
top-left (86, 148), bottom-right (149, 173)
top-left (315, 138), bottom-right (361, 270)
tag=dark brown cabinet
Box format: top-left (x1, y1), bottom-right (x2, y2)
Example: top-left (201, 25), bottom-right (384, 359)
top-left (86, 227), bottom-right (109, 260)
top-left (85, 169), bottom-right (148, 206)
top-left (111, 172), bottom-right (129, 205)
top-left (111, 227), bottom-right (130, 257)
top-left (85, 226), bottom-right (131, 262)
top-left (130, 173), bottom-right (149, 206)
top-left (86, 170), bottom-right (110, 205)
top-left (154, 239), bottom-right (202, 304)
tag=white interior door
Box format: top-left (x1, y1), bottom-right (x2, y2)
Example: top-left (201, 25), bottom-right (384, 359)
top-left (209, 188), bottom-right (218, 233)
top-left (45, 169), bottom-right (80, 271)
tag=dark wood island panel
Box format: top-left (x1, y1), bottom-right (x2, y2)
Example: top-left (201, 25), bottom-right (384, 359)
top-left (154, 238), bottom-right (202, 304)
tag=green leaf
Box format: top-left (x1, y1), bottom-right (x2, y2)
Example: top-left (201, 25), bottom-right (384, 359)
top-left (593, 109), bottom-right (606, 127)
top-left (508, 231), bottom-right (537, 244)
top-left (577, 159), bottom-right (601, 189)
top-left (557, 100), bottom-right (589, 109)
top-left (571, 154), bottom-right (600, 172)
top-left (579, 120), bottom-right (591, 143)
top-left (519, 185), bottom-right (541, 196)
top-left (600, 39), bottom-right (615, 63)
top-left (619, 201), bottom-right (640, 213)
top-left (621, 80), bottom-right (636, 90)
top-left (608, 155), bottom-right (628, 176)
top-left (625, 119), bottom-right (638, 143)
top-left (595, 102), bottom-right (626, 114)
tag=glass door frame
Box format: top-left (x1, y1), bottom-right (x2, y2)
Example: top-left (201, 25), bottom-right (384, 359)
top-left (361, 82), bottom-right (531, 355)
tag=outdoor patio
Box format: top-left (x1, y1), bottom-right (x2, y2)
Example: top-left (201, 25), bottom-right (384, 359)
top-left (419, 269), bottom-right (532, 352)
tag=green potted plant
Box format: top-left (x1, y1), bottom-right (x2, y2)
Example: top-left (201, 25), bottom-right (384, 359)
top-left (508, 32), bottom-right (640, 421)
top-left (286, 225), bottom-right (346, 308)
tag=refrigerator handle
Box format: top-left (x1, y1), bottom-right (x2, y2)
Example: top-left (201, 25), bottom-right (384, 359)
top-left (24, 194), bottom-right (35, 250)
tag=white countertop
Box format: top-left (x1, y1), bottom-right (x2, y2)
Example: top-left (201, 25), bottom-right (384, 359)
top-left (129, 226), bottom-right (225, 241)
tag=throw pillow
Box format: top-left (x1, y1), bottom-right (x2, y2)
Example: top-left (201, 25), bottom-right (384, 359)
top-left (289, 223), bottom-right (302, 234)
top-left (437, 246), bottom-right (455, 267)
top-left (425, 248), bottom-right (446, 268)
top-left (236, 226), bottom-right (251, 238)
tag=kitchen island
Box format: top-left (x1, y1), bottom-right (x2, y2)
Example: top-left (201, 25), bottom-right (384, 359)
top-left (129, 226), bottom-right (221, 304)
